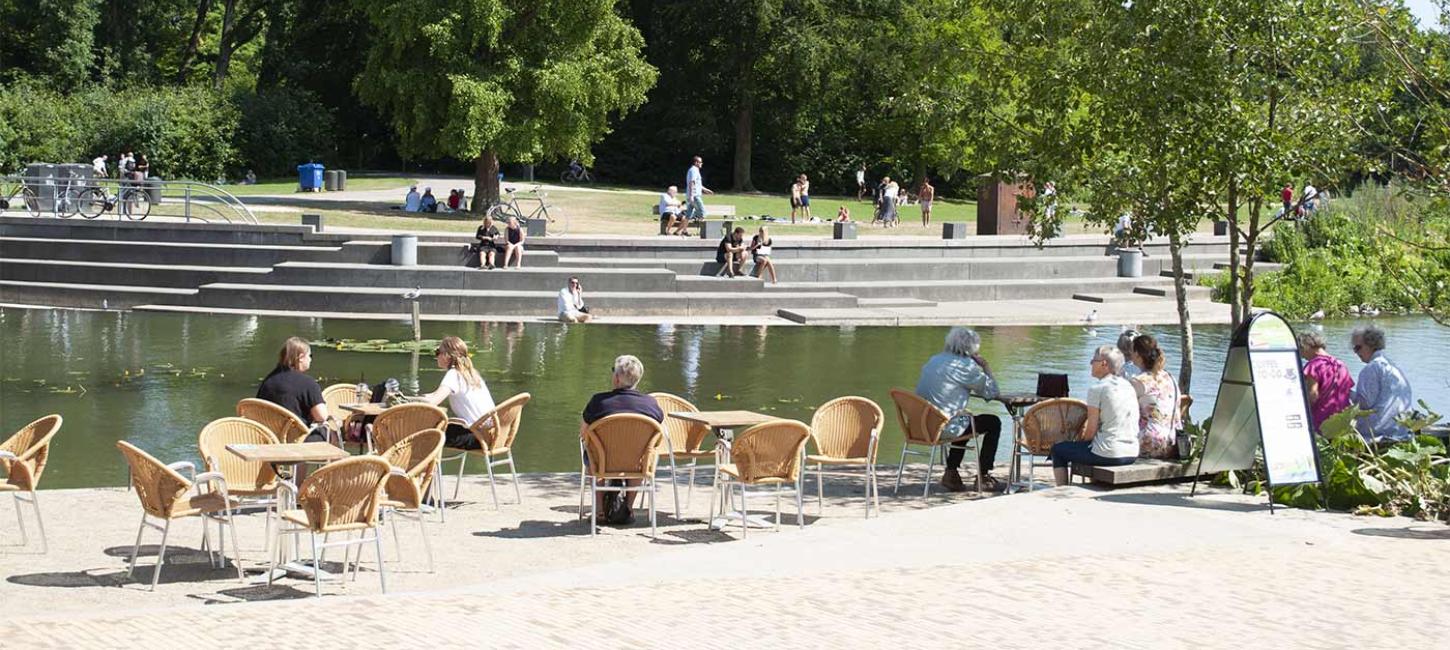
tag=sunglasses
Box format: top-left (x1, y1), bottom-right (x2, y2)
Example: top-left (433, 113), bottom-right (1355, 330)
top-left (1352, 344), bottom-right (1364, 352)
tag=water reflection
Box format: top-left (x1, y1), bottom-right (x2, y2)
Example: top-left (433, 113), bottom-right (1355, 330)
top-left (2, 307), bottom-right (1446, 490)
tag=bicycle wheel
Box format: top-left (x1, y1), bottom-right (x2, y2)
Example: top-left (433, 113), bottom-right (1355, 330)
top-left (543, 205), bottom-right (569, 235)
top-left (121, 188), bottom-right (152, 220)
top-left (55, 188), bottom-right (87, 218)
top-left (21, 187), bottom-right (41, 217)
top-left (76, 188), bottom-right (107, 219)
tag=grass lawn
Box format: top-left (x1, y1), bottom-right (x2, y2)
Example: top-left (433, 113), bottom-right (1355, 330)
top-left (209, 175), bottom-right (418, 196)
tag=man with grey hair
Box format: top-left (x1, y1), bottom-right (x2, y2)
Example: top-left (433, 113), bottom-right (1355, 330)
top-left (915, 326), bottom-right (1004, 492)
top-left (1349, 325), bottom-right (1413, 441)
top-left (580, 355), bottom-right (664, 525)
top-left (1050, 345), bottom-right (1139, 485)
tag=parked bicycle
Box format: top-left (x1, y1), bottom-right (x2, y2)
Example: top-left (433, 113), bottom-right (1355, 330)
top-left (0, 178), bottom-right (41, 217)
top-left (61, 176), bottom-right (153, 220)
top-left (486, 185), bottom-right (569, 235)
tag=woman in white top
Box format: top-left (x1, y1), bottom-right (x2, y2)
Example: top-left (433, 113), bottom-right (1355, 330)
top-left (418, 336), bottom-right (496, 450)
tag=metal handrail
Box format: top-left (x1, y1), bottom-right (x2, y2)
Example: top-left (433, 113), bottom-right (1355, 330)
top-left (1, 175), bottom-right (258, 225)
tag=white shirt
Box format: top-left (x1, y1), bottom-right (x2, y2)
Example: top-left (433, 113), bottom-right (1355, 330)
top-left (1087, 375), bottom-right (1140, 458)
top-left (686, 166), bottom-right (703, 199)
top-left (404, 190), bottom-right (421, 212)
top-left (1115, 213), bottom-right (1131, 232)
top-left (658, 192), bottom-right (680, 215)
top-left (557, 287), bottom-right (584, 317)
top-left (439, 368), bottom-right (495, 426)
top-left (883, 182), bottom-right (899, 199)
top-left (856, 169), bottom-right (865, 184)
top-left (1303, 185), bottom-right (1317, 201)
top-left (92, 157), bottom-right (107, 176)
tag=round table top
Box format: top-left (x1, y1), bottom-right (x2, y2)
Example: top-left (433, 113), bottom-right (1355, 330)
top-left (995, 393), bottom-right (1046, 408)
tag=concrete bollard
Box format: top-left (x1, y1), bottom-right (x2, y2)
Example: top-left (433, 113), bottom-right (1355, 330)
top-left (525, 218), bottom-right (548, 237)
top-left (301, 213), bottom-right (323, 232)
top-left (833, 222), bottom-right (857, 240)
top-left (336, 169), bottom-right (347, 191)
top-left (699, 220), bottom-right (733, 240)
top-left (942, 223), bottom-right (970, 239)
top-left (391, 234), bottom-right (418, 266)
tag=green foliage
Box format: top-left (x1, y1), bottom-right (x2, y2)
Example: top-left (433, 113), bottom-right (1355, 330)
top-left (36, 0), bottom-right (98, 91)
top-left (233, 88), bottom-right (337, 176)
top-left (0, 80), bottom-right (236, 179)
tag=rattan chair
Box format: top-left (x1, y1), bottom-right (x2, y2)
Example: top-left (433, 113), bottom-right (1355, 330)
top-left (1018, 398), bottom-right (1090, 490)
top-left (322, 383), bottom-right (371, 444)
top-left (198, 417), bottom-right (282, 552)
top-left (270, 456), bottom-right (392, 597)
top-left (370, 403), bottom-right (447, 456)
top-left (380, 428), bottom-right (444, 573)
top-left (888, 388), bottom-right (983, 497)
top-left (237, 398), bottom-right (312, 444)
top-left (581, 414), bottom-right (664, 538)
top-left (649, 392), bottom-right (716, 518)
top-left (441, 393), bottom-right (530, 508)
top-left (0, 414), bottom-right (62, 552)
top-left (808, 397), bottom-right (883, 518)
top-left (710, 420), bottom-right (811, 538)
top-left (116, 441), bottom-right (245, 591)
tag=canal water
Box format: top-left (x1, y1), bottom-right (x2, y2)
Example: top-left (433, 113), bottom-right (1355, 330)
top-left (2, 308), bottom-right (1446, 489)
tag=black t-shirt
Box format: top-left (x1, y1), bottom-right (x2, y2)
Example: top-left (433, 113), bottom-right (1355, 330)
top-left (506, 225), bottom-right (523, 244)
top-left (716, 234), bottom-right (742, 261)
top-left (581, 388), bottom-right (665, 425)
top-left (256, 366), bottom-right (324, 423)
top-left (476, 224), bottom-right (501, 243)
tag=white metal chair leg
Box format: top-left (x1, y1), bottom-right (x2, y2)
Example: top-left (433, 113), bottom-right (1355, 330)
top-left (310, 532), bottom-right (323, 596)
top-left (224, 508), bottom-right (244, 582)
top-left (13, 494), bottom-right (27, 547)
top-left (815, 464), bottom-right (825, 514)
top-left (923, 445), bottom-right (937, 497)
top-left (507, 452), bottom-right (522, 504)
top-left (126, 513), bottom-right (146, 578)
top-left (433, 463), bottom-right (448, 522)
top-left (774, 484), bottom-right (783, 531)
top-left (666, 455), bottom-right (681, 520)
top-left (374, 526), bottom-right (388, 594)
top-left (453, 452), bottom-right (467, 501)
top-left (29, 491), bottom-right (46, 553)
top-left (417, 511), bottom-right (434, 573)
top-left (797, 480), bottom-right (806, 528)
top-left (648, 481), bottom-right (658, 539)
top-left (738, 484), bottom-right (748, 540)
top-left (484, 455), bottom-right (500, 509)
top-left (151, 520), bottom-right (172, 591)
top-left (686, 460), bottom-right (698, 505)
top-left (892, 445), bottom-right (910, 495)
top-left (588, 481), bottom-right (598, 536)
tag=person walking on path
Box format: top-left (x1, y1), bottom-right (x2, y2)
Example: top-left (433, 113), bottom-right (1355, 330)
top-left (789, 177), bottom-right (803, 223)
top-left (1281, 183), bottom-right (1294, 218)
top-left (683, 156), bottom-right (713, 222)
top-left (856, 164), bottom-right (867, 200)
top-left (799, 174), bottom-right (812, 220)
top-left (918, 177), bottom-right (935, 227)
top-left (880, 177), bottom-right (900, 227)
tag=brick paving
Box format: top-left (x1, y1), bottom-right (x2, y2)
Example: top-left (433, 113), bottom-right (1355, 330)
top-left (2, 480), bottom-right (1446, 648)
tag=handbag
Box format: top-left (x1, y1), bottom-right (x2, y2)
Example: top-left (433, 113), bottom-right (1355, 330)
top-left (1035, 373), bottom-right (1069, 398)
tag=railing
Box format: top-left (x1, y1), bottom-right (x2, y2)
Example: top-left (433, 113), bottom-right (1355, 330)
top-left (0, 175), bottom-right (259, 225)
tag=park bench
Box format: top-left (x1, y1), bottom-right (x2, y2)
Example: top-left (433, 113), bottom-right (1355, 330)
top-left (651, 203), bottom-right (737, 235)
top-left (1070, 458), bottom-right (1204, 488)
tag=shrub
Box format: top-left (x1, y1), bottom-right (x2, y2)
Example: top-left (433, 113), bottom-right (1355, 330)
top-left (234, 88), bottom-right (337, 177)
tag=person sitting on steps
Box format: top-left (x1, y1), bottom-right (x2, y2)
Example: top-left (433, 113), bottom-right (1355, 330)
top-left (716, 227), bottom-right (747, 278)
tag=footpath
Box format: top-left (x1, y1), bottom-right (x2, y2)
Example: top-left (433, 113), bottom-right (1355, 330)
top-left (2, 482), bottom-right (1444, 648)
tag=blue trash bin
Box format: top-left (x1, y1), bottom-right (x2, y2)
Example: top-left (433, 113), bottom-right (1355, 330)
top-left (297, 163), bottom-right (325, 191)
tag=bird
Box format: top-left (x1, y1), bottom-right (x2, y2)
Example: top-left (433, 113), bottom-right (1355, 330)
top-left (101, 298), bottom-right (109, 310)
top-left (401, 286), bottom-right (422, 300)
top-left (1347, 304), bottom-right (1361, 315)
top-left (1363, 305), bottom-right (1381, 317)
top-left (1308, 309), bottom-right (1324, 320)
top-left (1084, 309), bottom-right (1099, 325)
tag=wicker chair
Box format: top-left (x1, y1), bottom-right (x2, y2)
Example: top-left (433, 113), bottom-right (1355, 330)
top-left (380, 429), bottom-right (444, 573)
top-left (888, 388), bottom-right (983, 497)
top-left (0, 414), bottom-right (62, 552)
top-left (1018, 398), bottom-right (1090, 490)
top-left (581, 414), bottom-right (664, 538)
top-left (116, 441), bottom-right (245, 591)
top-left (198, 417), bottom-right (282, 552)
top-left (441, 393), bottom-right (530, 508)
top-left (237, 398), bottom-right (312, 444)
top-left (270, 456), bottom-right (392, 597)
top-left (807, 397), bottom-right (883, 518)
top-left (649, 392), bottom-right (716, 518)
top-left (322, 383), bottom-right (371, 445)
top-left (370, 403), bottom-right (447, 456)
top-left (711, 420), bottom-right (811, 538)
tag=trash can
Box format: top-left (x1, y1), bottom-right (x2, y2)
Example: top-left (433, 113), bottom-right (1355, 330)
top-left (324, 170), bottom-right (339, 191)
top-left (391, 234), bottom-right (418, 266)
top-left (1117, 248), bottom-right (1143, 278)
top-left (297, 163), bottom-right (325, 192)
top-left (145, 178), bottom-right (163, 203)
top-left (336, 169), bottom-right (347, 191)
top-left (1213, 220), bottom-right (1228, 236)
top-left (24, 163), bottom-right (57, 212)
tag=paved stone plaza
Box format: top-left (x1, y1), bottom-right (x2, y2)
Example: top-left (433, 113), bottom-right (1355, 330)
top-left (2, 473), bottom-right (1445, 648)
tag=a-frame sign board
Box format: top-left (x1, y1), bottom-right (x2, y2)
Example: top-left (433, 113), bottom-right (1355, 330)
top-left (1191, 311), bottom-right (1323, 512)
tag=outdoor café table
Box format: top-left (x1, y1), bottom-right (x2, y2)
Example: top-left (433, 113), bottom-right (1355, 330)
top-left (667, 410), bottom-right (780, 529)
top-left (338, 402), bottom-right (386, 417)
top-left (994, 393), bottom-right (1046, 493)
top-left (226, 442), bottom-right (350, 582)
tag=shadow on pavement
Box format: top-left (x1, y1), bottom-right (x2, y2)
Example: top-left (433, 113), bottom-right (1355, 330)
top-left (1093, 492), bottom-right (1268, 513)
top-left (1351, 526), bottom-right (1450, 541)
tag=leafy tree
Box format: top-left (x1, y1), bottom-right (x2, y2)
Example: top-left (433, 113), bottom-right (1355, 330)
top-left (353, 0), bottom-right (658, 208)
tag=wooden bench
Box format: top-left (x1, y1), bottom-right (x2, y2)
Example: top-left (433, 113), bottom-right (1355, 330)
top-left (1071, 458), bottom-right (1204, 487)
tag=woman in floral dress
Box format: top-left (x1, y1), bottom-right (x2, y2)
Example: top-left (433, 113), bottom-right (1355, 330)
top-left (1128, 334), bottom-right (1180, 459)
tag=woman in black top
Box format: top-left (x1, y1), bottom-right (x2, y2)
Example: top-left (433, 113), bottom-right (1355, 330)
top-left (749, 226), bottom-right (777, 284)
top-left (256, 337), bottom-right (328, 426)
top-left (473, 215), bottom-right (502, 269)
top-left (503, 216), bottom-right (525, 268)
top-left (716, 227), bottom-right (746, 277)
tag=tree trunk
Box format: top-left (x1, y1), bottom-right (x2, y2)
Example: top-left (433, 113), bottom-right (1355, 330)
top-left (1226, 178), bottom-right (1242, 329)
top-left (1170, 229), bottom-right (1195, 393)
top-left (213, 0), bottom-right (238, 90)
top-left (472, 151), bottom-right (500, 212)
top-left (1240, 199), bottom-right (1261, 318)
top-left (732, 93), bottom-right (755, 191)
top-left (176, 0), bottom-right (214, 84)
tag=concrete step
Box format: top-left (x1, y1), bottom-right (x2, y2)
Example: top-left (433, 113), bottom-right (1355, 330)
top-left (858, 297), bottom-right (937, 308)
top-left (324, 241), bottom-right (559, 267)
top-left (256, 261), bottom-right (680, 292)
top-left (0, 257), bottom-right (271, 288)
top-left (1212, 261), bottom-right (1283, 273)
top-left (184, 283), bottom-right (857, 316)
top-left (1132, 285), bottom-right (1214, 299)
top-left (673, 275), bottom-right (766, 292)
top-left (0, 279), bottom-right (198, 309)
top-left (542, 234), bottom-right (1233, 260)
top-left (0, 236), bottom-right (339, 267)
top-left (1072, 292), bottom-right (1178, 304)
top-left (0, 215), bottom-right (339, 247)
top-left (764, 276), bottom-right (1189, 302)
